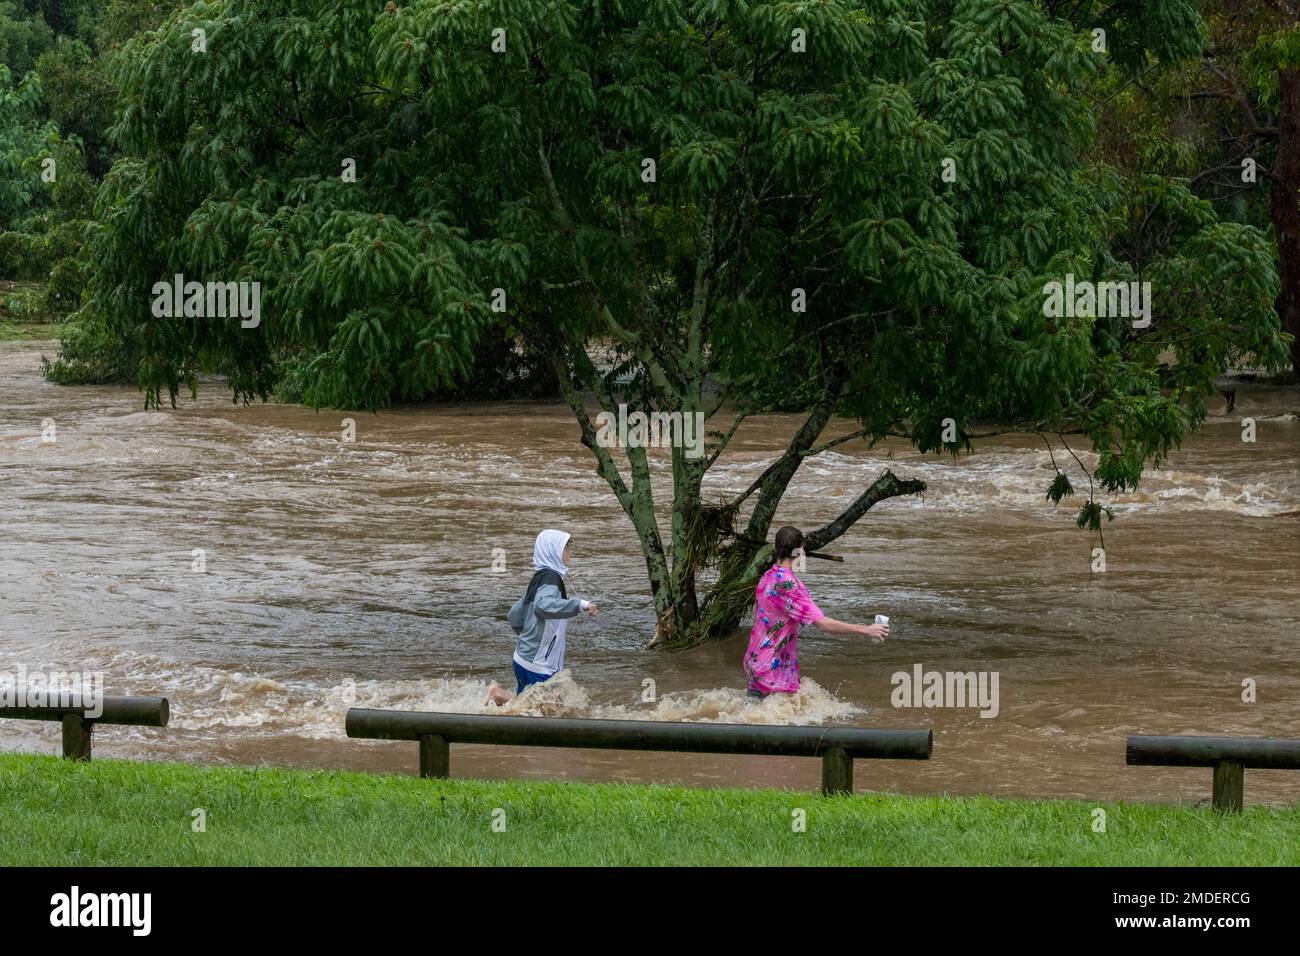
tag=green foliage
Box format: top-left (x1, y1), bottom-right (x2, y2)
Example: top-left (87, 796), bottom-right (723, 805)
top-left (94, 0), bottom-right (169, 51)
top-left (1246, 20), bottom-right (1300, 102)
top-left (1060, 0), bottom-right (1206, 72)
top-left (0, 283), bottom-right (43, 318)
top-left (0, 1), bottom-right (160, 336)
top-left (43, 243), bottom-right (86, 311)
top-left (0, 230), bottom-right (45, 276)
top-left (1075, 499), bottom-right (1114, 533)
top-left (0, 216), bottom-right (85, 279)
top-left (0, 63), bottom-right (62, 231)
top-left (20, 0), bottom-right (93, 39)
top-left (1045, 472), bottom-right (1074, 504)
top-left (41, 300), bottom-right (136, 381)
top-left (34, 37), bottom-right (117, 176)
top-left (77, 0), bottom-right (508, 407)
top-left (0, 0), bottom-right (55, 78)
top-left (62, 0), bottom-right (1293, 614)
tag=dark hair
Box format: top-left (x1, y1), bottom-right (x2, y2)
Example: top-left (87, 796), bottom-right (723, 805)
top-left (773, 526), bottom-right (804, 562)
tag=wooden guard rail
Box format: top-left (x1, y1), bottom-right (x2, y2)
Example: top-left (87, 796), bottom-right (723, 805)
top-left (1126, 734), bottom-right (1300, 812)
top-left (0, 696), bottom-right (170, 760)
top-left (345, 709), bottom-right (933, 795)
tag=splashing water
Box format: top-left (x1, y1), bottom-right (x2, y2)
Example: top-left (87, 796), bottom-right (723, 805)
top-left (500, 671), bottom-right (862, 724)
top-left (13, 645), bottom-right (865, 741)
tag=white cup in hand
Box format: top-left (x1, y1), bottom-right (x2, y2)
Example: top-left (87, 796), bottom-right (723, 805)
top-left (872, 614), bottom-right (890, 643)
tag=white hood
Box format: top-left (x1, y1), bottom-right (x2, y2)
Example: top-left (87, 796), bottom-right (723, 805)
top-left (533, 529), bottom-right (571, 576)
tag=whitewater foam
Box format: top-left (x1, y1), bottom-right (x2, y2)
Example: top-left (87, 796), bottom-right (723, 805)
top-left (0, 647), bottom-right (865, 740)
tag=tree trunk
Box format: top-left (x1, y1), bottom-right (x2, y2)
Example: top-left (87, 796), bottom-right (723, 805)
top-left (650, 469), bottom-right (927, 651)
top-left (1270, 68), bottom-right (1300, 378)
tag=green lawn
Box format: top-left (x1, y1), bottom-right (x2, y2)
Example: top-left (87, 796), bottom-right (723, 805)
top-left (2, 753), bottom-right (1297, 865)
top-left (0, 322), bottom-right (67, 342)
top-left (0, 314), bottom-right (67, 342)
top-left (0, 280), bottom-right (63, 341)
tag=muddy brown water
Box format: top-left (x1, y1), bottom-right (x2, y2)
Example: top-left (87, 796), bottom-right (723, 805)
top-left (2, 341), bottom-right (1298, 804)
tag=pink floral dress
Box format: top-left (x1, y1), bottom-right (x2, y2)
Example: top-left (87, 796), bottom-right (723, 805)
top-left (743, 564), bottom-right (824, 694)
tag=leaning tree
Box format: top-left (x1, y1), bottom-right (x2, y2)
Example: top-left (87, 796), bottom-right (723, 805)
top-left (76, 0), bottom-right (1289, 649)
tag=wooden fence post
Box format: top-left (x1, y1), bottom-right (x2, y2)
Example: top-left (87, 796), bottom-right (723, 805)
top-left (61, 714), bottom-right (92, 761)
top-left (419, 733), bottom-right (450, 779)
top-left (1212, 761), bottom-right (1244, 813)
top-left (821, 747), bottom-right (853, 796)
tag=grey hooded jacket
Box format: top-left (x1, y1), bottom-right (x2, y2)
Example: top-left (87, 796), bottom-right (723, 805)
top-left (508, 576), bottom-right (586, 675)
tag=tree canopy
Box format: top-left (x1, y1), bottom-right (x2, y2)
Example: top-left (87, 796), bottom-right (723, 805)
top-left (41, 0), bottom-right (1296, 647)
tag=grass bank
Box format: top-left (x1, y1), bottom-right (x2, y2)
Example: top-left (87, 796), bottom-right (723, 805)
top-left (0, 320), bottom-right (68, 342)
top-left (0, 280), bottom-right (67, 342)
top-left (2, 753), bottom-right (1297, 865)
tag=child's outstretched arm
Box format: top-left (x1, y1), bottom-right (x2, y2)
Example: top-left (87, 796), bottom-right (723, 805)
top-left (813, 616), bottom-right (888, 641)
top-left (533, 585), bottom-right (596, 619)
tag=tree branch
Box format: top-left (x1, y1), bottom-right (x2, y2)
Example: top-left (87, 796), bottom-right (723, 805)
top-left (704, 405), bottom-right (749, 469)
top-left (550, 350), bottom-right (634, 517)
top-left (537, 138), bottom-right (681, 401)
top-left (802, 469), bottom-right (927, 552)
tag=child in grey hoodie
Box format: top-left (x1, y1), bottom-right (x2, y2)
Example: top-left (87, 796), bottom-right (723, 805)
top-left (484, 529), bottom-right (598, 704)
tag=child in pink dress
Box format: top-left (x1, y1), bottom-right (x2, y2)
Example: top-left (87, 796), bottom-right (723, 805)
top-left (743, 526), bottom-right (890, 697)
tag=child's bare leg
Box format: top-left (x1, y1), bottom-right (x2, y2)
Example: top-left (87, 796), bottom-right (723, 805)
top-left (482, 681), bottom-right (511, 707)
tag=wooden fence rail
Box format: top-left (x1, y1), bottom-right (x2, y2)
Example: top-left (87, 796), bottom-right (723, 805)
top-left (1126, 734), bottom-right (1300, 812)
top-left (345, 708), bottom-right (932, 795)
top-left (0, 696), bottom-right (170, 761)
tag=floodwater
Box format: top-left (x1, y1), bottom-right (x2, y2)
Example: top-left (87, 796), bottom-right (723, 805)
top-left (2, 340), bottom-right (1298, 804)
